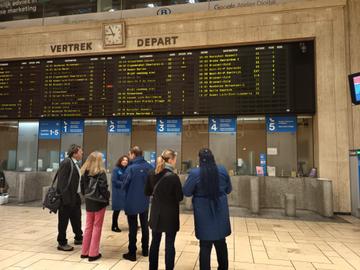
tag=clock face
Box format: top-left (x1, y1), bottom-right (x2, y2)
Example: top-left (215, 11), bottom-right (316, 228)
top-left (103, 23), bottom-right (125, 47)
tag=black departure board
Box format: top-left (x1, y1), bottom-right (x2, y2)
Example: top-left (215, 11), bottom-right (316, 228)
top-left (0, 42), bottom-right (315, 119)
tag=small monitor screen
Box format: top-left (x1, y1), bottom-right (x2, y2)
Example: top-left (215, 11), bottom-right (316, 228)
top-left (349, 72), bottom-right (360, 105)
top-left (354, 76), bottom-right (360, 102)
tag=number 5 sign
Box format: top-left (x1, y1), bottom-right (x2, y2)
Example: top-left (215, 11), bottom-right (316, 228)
top-left (266, 116), bottom-right (297, 133)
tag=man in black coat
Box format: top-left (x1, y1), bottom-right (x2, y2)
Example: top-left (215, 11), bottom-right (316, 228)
top-left (56, 144), bottom-right (83, 251)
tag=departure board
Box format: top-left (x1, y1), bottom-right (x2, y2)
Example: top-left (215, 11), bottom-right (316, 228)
top-left (0, 42), bottom-right (315, 119)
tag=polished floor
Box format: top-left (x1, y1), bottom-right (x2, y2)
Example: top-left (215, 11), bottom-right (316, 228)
top-left (0, 205), bottom-right (360, 270)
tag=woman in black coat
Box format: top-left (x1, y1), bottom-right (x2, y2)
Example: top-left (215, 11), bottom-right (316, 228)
top-left (145, 149), bottom-right (183, 270)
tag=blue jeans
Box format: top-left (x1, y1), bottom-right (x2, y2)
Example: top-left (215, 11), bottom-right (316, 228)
top-left (199, 239), bottom-right (228, 270)
top-left (149, 231), bottom-right (177, 270)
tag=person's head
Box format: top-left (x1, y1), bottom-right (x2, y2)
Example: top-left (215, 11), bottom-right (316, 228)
top-left (116, 155), bottom-right (129, 168)
top-left (68, 144), bottom-right (83, 161)
top-left (155, 149), bottom-right (177, 174)
top-left (80, 151), bottom-right (105, 176)
top-left (128, 146), bottom-right (142, 160)
top-left (198, 148), bottom-right (220, 201)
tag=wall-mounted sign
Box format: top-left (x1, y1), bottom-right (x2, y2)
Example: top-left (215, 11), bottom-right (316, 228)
top-left (60, 152), bottom-right (66, 163)
top-left (137, 36), bottom-right (178, 47)
top-left (107, 119), bottom-right (132, 133)
top-left (266, 116), bottom-right (297, 132)
top-left (39, 120), bottom-right (61, 139)
top-left (209, 117), bottom-right (237, 133)
top-left (156, 118), bottom-right (182, 133)
top-left (50, 42), bottom-right (92, 53)
top-left (260, 153), bottom-right (267, 176)
top-left (62, 119), bottom-right (84, 134)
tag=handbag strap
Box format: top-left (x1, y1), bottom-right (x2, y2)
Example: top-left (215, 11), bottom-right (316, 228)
top-left (52, 158), bottom-right (74, 194)
top-left (152, 171), bottom-right (172, 196)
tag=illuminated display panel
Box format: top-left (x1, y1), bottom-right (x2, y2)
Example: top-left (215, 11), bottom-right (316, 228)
top-left (0, 42), bottom-right (315, 119)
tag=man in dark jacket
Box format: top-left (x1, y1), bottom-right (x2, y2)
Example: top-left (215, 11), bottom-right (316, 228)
top-left (56, 144), bottom-right (83, 251)
top-left (122, 146), bottom-right (153, 261)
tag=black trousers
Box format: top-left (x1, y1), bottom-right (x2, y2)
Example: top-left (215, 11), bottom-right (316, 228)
top-left (112, 210), bottom-right (120, 228)
top-left (126, 210), bottom-right (149, 254)
top-left (199, 239), bottom-right (228, 270)
top-left (57, 198), bottom-right (83, 246)
top-left (149, 231), bottom-right (177, 270)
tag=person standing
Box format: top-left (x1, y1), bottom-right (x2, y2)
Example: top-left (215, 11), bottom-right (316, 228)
top-left (57, 144), bottom-right (83, 251)
top-left (145, 149), bottom-right (183, 270)
top-left (122, 146), bottom-right (153, 261)
top-left (183, 148), bottom-right (232, 270)
top-left (80, 151), bottom-right (109, 262)
top-left (111, 155), bottom-right (129, 232)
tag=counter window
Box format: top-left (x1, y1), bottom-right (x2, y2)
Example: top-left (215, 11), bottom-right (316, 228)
top-left (17, 121), bottom-right (39, 172)
top-left (0, 121), bottom-right (18, 171)
top-left (182, 118), bottom-right (209, 172)
top-left (131, 119), bottom-right (156, 165)
top-left (83, 120), bottom-right (107, 165)
top-left (236, 117), bottom-right (266, 175)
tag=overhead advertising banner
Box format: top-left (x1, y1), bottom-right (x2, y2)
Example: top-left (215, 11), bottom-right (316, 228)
top-left (156, 118), bottom-right (182, 133)
top-left (0, 0), bottom-right (299, 23)
top-left (108, 119), bottom-right (132, 133)
top-left (266, 116), bottom-right (297, 133)
top-left (39, 120), bottom-right (61, 140)
top-left (62, 119), bottom-right (84, 134)
top-left (209, 117), bottom-right (237, 133)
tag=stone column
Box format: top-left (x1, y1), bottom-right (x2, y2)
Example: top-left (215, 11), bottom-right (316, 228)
top-left (250, 176), bottom-right (260, 214)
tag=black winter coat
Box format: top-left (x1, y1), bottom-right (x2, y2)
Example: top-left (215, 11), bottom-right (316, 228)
top-left (57, 158), bottom-right (81, 206)
top-left (81, 171), bottom-right (109, 212)
top-left (145, 168), bottom-right (183, 233)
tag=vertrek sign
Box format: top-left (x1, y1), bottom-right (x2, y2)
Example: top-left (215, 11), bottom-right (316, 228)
top-left (50, 42), bottom-right (93, 53)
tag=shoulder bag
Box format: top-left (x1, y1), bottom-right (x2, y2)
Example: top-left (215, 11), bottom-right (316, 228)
top-left (84, 174), bottom-right (109, 203)
top-left (42, 158), bottom-right (74, 214)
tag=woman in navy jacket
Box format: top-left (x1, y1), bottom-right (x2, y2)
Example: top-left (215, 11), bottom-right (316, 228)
top-left (183, 148), bottom-right (232, 270)
top-left (111, 155), bottom-right (129, 232)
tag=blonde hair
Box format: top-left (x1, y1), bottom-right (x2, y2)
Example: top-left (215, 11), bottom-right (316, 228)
top-left (80, 151), bottom-right (106, 176)
top-left (155, 149), bottom-right (177, 174)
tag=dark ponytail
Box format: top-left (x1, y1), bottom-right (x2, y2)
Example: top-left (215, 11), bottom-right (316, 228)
top-left (199, 148), bottom-right (220, 201)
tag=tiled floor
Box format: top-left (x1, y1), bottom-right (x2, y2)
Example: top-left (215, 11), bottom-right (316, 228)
top-left (0, 205), bottom-right (360, 270)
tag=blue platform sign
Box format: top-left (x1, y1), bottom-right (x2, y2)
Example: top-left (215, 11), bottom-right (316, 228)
top-left (157, 118), bottom-right (182, 133)
top-left (62, 119), bottom-right (84, 134)
top-left (209, 117), bottom-right (237, 133)
top-left (60, 152), bottom-right (65, 163)
top-left (39, 120), bottom-right (61, 139)
top-left (260, 153), bottom-right (267, 176)
top-left (108, 119), bottom-right (132, 133)
top-left (266, 116), bottom-right (297, 133)
top-left (150, 152), bottom-right (156, 168)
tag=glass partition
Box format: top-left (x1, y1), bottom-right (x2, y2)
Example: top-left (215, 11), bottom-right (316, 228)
top-left (131, 119), bottom-right (156, 164)
top-left (297, 117), bottom-right (314, 176)
top-left (0, 121), bottom-right (18, 170)
top-left (38, 140), bottom-right (60, 171)
top-left (236, 117), bottom-right (266, 175)
top-left (182, 118), bottom-right (208, 171)
top-left (17, 121), bottom-right (39, 172)
top-left (83, 119), bottom-right (107, 164)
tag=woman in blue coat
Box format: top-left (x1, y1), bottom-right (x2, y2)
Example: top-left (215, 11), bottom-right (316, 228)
top-left (183, 148), bottom-right (232, 270)
top-left (111, 155), bottom-right (129, 232)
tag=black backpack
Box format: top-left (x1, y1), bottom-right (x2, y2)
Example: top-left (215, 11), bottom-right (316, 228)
top-left (43, 159), bottom-right (74, 214)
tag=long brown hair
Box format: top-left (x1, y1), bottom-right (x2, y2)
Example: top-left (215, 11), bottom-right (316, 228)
top-left (80, 151), bottom-right (106, 176)
top-left (155, 149), bottom-right (177, 174)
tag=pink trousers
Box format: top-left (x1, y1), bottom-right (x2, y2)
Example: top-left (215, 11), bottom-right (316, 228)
top-left (81, 208), bottom-right (106, 257)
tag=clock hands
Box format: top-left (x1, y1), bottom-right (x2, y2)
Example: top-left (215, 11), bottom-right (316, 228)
top-left (105, 26), bottom-right (115, 36)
